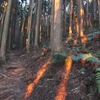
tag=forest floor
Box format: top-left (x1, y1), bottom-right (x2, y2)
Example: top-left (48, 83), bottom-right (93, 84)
top-left (0, 38), bottom-right (100, 100)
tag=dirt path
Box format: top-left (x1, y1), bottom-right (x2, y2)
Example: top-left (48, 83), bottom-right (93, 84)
top-left (0, 51), bottom-right (28, 100)
top-left (0, 50), bottom-right (100, 100)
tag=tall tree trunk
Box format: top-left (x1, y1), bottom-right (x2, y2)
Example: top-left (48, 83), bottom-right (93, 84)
top-left (69, 0), bottom-right (73, 38)
top-left (79, 0), bottom-right (87, 50)
top-left (0, 14), bottom-right (5, 44)
top-left (79, 0), bottom-right (84, 40)
top-left (86, 0), bottom-right (89, 26)
top-left (0, 0), bottom-right (12, 61)
top-left (14, 0), bottom-right (20, 49)
top-left (93, 0), bottom-right (96, 20)
top-left (50, 0), bottom-right (54, 51)
top-left (74, 1), bottom-right (80, 46)
top-left (0, 3), bottom-right (7, 45)
top-left (31, 13), bottom-right (37, 45)
top-left (34, 0), bottom-right (42, 48)
top-left (9, 0), bottom-right (16, 50)
top-left (64, 0), bottom-right (67, 34)
top-left (20, 17), bottom-right (25, 49)
top-left (27, 0), bottom-right (34, 53)
top-left (98, 0), bottom-right (100, 29)
top-left (66, 0), bottom-right (73, 43)
top-left (52, 0), bottom-right (63, 52)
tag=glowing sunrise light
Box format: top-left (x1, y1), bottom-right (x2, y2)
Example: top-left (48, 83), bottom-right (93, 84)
top-left (54, 56), bottom-right (72, 100)
top-left (24, 59), bottom-right (51, 99)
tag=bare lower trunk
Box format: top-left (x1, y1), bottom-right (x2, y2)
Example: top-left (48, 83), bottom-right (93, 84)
top-left (27, 0), bottom-right (34, 53)
top-left (0, 0), bottom-right (12, 61)
top-left (50, 0), bottom-right (54, 51)
top-left (53, 0), bottom-right (63, 52)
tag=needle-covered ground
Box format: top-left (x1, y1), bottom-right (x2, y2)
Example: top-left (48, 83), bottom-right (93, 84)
top-left (0, 46), bottom-right (100, 100)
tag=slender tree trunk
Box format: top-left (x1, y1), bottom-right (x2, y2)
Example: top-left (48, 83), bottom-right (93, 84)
top-left (0, 14), bottom-right (4, 44)
top-left (7, 8), bottom-right (13, 51)
top-left (34, 0), bottom-right (42, 48)
top-left (93, 0), bottom-right (96, 20)
top-left (7, 27), bottom-right (12, 51)
top-left (50, 0), bottom-right (54, 51)
top-left (69, 0), bottom-right (73, 37)
top-left (27, 0), bottom-right (34, 53)
top-left (79, 0), bottom-right (84, 40)
top-left (64, 0), bottom-right (67, 34)
top-left (31, 13), bottom-right (37, 45)
top-left (98, 0), bottom-right (100, 29)
top-left (0, 0), bottom-right (12, 61)
top-left (74, 1), bottom-right (80, 46)
top-left (79, 0), bottom-right (87, 50)
top-left (86, 0), bottom-right (89, 26)
top-left (0, 4), bottom-right (7, 45)
top-left (14, 0), bottom-right (20, 49)
top-left (20, 17), bottom-right (25, 49)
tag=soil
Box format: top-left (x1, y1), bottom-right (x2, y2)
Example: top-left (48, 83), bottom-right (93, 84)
top-left (0, 39), bottom-right (100, 100)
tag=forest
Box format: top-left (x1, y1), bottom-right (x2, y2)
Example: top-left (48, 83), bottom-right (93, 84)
top-left (0, 0), bottom-right (100, 100)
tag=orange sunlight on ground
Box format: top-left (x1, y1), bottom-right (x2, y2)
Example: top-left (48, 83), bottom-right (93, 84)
top-left (54, 56), bottom-right (72, 100)
top-left (8, 67), bottom-right (24, 75)
top-left (24, 59), bottom-right (51, 100)
top-left (36, 57), bottom-right (45, 62)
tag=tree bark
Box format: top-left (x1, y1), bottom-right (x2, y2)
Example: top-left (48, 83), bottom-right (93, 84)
top-left (86, 0), bottom-right (89, 26)
top-left (34, 0), bottom-right (42, 48)
top-left (53, 0), bottom-right (63, 52)
top-left (69, 0), bottom-right (73, 37)
top-left (0, 0), bottom-right (12, 61)
top-left (93, 0), bottom-right (96, 20)
top-left (27, 0), bottom-right (34, 53)
top-left (50, 0), bottom-right (54, 51)
top-left (98, 0), bottom-right (100, 29)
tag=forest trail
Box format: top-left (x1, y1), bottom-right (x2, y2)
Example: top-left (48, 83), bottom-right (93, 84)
top-left (0, 51), bottom-right (27, 100)
top-left (0, 50), bottom-right (99, 100)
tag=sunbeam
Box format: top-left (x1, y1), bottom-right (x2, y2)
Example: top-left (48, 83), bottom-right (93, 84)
top-left (24, 59), bottom-right (51, 100)
top-left (54, 55), bottom-right (72, 100)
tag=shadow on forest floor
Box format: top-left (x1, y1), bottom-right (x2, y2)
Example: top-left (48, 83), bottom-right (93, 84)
top-left (0, 38), bottom-right (100, 100)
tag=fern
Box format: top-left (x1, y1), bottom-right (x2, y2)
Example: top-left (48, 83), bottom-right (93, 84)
top-left (71, 55), bottom-right (80, 61)
top-left (51, 52), bottom-right (67, 65)
top-left (87, 30), bottom-right (100, 40)
top-left (97, 50), bottom-right (100, 55)
top-left (72, 53), bottom-right (100, 63)
top-left (95, 67), bottom-right (100, 94)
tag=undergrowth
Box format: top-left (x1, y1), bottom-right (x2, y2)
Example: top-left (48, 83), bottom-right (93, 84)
top-left (51, 52), bottom-right (100, 95)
